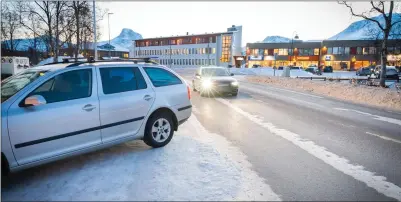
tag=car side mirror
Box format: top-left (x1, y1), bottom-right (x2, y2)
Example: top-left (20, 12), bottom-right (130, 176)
top-left (230, 73), bottom-right (234, 76)
top-left (24, 95), bottom-right (47, 107)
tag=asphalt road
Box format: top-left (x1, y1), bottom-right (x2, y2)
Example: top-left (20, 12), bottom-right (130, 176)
top-left (176, 68), bottom-right (401, 201)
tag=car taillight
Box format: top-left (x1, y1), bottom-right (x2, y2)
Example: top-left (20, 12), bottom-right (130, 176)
top-left (187, 85), bottom-right (191, 100)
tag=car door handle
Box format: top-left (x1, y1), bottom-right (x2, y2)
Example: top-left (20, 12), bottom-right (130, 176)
top-left (82, 104), bottom-right (96, 111)
top-left (143, 95), bottom-right (153, 101)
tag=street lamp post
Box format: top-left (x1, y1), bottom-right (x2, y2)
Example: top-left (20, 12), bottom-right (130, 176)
top-left (289, 31), bottom-right (299, 66)
top-left (93, 0), bottom-right (97, 60)
top-left (108, 12), bottom-right (113, 59)
top-left (169, 41), bottom-right (172, 68)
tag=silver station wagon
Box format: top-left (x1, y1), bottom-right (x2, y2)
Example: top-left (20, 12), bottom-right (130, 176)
top-left (1, 59), bottom-right (192, 175)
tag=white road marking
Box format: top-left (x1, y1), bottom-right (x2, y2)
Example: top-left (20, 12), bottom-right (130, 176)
top-left (366, 132), bottom-right (401, 144)
top-left (334, 108), bottom-right (401, 127)
top-left (241, 81), bottom-right (324, 99)
top-left (215, 98), bottom-right (401, 201)
top-left (241, 85), bottom-right (325, 108)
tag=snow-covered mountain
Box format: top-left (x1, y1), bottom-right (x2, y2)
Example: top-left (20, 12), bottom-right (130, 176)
top-left (96, 28), bottom-right (143, 52)
top-left (329, 13), bottom-right (401, 40)
top-left (262, 36), bottom-right (291, 43)
top-left (2, 28), bottom-right (143, 52)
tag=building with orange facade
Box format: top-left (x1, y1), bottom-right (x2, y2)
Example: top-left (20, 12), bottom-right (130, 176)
top-left (246, 39), bottom-right (401, 70)
top-left (130, 25), bottom-right (243, 68)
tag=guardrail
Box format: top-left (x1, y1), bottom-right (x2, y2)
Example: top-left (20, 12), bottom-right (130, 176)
top-left (296, 76), bottom-right (327, 80)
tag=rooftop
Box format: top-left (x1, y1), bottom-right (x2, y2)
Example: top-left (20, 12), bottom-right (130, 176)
top-left (135, 31), bottom-right (234, 41)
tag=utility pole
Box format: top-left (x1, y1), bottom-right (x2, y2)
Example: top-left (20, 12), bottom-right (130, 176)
top-left (207, 39), bottom-right (210, 66)
top-left (289, 31), bottom-right (299, 66)
top-left (93, 0), bottom-right (97, 60)
top-left (108, 12), bottom-right (113, 59)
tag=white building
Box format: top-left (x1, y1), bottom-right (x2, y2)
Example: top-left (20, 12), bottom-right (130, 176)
top-left (130, 25), bottom-right (243, 68)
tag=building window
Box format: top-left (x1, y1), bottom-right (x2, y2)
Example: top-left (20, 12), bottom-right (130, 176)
top-left (314, 48), bottom-right (319, 56)
top-left (212, 48), bottom-right (216, 54)
top-left (338, 47), bottom-right (345, 55)
top-left (369, 47), bottom-right (375, 54)
top-left (327, 47), bottom-right (333, 54)
top-left (394, 46), bottom-right (400, 54)
top-left (357, 47), bottom-right (362, 55)
top-left (363, 47), bottom-right (369, 55)
top-left (203, 48), bottom-right (206, 54)
top-left (345, 47), bottom-right (350, 55)
top-left (388, 47), bottom-right (395, 54)
top-left (333, 47), bottom-right (339, 55)
top-left (221, 35), bottom-right (232, 63)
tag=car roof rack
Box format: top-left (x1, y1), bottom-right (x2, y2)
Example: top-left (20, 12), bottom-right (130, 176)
top-left (85, 57), bottom-right (159, 65)
top-left (41, 57), bottom-right (160, 68)
top-left (42, 57), bottom-right (88, 66)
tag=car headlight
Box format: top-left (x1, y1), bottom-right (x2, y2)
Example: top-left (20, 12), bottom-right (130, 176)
top-left (202, 80), bottom-right (213, 89)
top-left (231, 81), bottom-right (239, 86)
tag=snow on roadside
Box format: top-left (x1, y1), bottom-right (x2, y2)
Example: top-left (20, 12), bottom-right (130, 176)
top-left (2, 114), bottom-right (281, 201)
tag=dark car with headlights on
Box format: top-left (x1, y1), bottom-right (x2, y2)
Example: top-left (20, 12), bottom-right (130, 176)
top-left (192, 66), bottom-right (239, 97)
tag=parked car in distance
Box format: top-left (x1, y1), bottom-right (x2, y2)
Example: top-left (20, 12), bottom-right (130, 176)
top-left (323, 66), bottom-right (333, 73)
top-left (305, 66), bottom-right (322, 75)
top-left (278, 66), bottom-right (284, 70)
top-left (376, 66), bottom-right (399, 80)
top-left (290, 66), bottom-right (302, 70)
top-left (356, 67), bottom-right (372, 76)
top-left (1, 59), bottom-right (192, 175)
top-left (252, 64), bottom-right (261, 68)
top-left (192, 66), bottom-right (239, 97)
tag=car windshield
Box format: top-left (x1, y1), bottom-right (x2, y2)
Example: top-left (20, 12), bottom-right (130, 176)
top-left (201, 68), bottom-right (230, 77)
top-left (1, 70), bottom-right (47, 103)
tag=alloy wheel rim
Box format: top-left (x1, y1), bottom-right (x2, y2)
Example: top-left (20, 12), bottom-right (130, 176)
top-left (151, 118), bottom-right (171, 143)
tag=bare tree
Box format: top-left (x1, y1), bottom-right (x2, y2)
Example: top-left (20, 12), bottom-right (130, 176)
top-left (1, 1), bottom-right (22, 51)
top-left (339, 1), bottom-right (401, 87)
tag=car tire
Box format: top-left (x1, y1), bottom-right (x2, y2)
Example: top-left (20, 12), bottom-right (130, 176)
top-left (143, 112), bottom-right (174, 148)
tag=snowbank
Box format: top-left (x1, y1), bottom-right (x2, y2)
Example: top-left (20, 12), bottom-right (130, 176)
top-left (2, 114), bottom-right (281, 201)
top-left (246, 76), bottom-right (401, 111)
top-left (229, 67), bottom-right (314, 77)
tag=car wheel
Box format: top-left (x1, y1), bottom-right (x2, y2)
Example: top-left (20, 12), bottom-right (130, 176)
top-left (143, 112), bottom-right (174, 148)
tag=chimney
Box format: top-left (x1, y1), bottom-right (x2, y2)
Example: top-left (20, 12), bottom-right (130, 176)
top-left (186, 32), bottom-right (189, 35)
top-left (232, 25), bottom-right (235, 27)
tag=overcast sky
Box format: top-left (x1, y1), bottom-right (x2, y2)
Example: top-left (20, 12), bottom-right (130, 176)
top-left (97, 1), bottom-right (383, 46)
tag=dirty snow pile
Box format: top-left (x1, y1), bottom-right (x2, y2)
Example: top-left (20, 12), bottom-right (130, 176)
top-left (2, 114), bottom-right (281, 201)
top-left (246, 76), bottom-right (401, 111)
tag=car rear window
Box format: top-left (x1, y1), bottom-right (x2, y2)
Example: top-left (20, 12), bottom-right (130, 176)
top-left (143, 67), bottom-right (182, 87)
